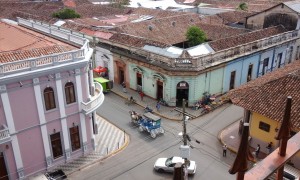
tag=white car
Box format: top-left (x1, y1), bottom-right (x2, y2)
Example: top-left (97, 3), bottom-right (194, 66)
top-left (154, 156), bottom-right (196, 175)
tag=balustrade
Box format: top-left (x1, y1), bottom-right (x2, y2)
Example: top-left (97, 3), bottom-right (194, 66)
top-left (0, 128), bottom-right (11, 144)
top-left (0, 18), bottom-right (90, 76)
top-left (81, 82), bottom-right (105, 115)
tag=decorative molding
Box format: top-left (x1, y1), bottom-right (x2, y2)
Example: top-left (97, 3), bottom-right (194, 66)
top-left (55, 73), bottom-right (61, 79)
top-left (75, 69), bottom-right (81, 74)
top-left (152, 73), bottom-right (166, 81)
top-left (46, 156), bottom-right (52, 167)
top-left (33, 78), bottom-right (39, 84)
top-left (65, 149), bottom-right (71, 160)
top-left (83, 142), bottom-right (88, 154)
top-left (17, 168), bottom-right (24, 179)
top-left (133, 66), bottom-right (144, 73)
top-left (0, 85), bottom-right (7, 93)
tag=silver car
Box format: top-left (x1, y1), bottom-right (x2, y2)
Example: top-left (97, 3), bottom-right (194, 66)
top-left (154, 156), bottom-right (196, 175)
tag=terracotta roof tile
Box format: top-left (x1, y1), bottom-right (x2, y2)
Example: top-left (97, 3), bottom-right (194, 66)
top-left (199, 15), bottom-right (224, 25)
top-left (227, 60), bottom-right (300, 129)
top-left (209, 25), bottom-right (287, 51)
top-left (217, 11), bottom-right (254, 24)
top-left (196, 23), bottom-right (249, 41)
top-left (0, 21), bottom-right (76, 52)
top-left (0, 45), bottom-right (74, 63)
top-left (109, 33), bottom-right (169, 48)
top-left (0, 21), bottom-right (77, 63)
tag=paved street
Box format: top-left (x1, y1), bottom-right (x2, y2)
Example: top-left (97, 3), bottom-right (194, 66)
top-left (68, 92), bottom-right (244, 180)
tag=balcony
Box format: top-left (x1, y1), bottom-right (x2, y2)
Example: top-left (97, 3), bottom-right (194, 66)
top-left (81, 82), bottom-right (105, 115)
top-left (0, 125), bottom-right (11, 144)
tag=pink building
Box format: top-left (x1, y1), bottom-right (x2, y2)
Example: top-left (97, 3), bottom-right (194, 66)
top-left (0, 18), bottom-right (104, 179)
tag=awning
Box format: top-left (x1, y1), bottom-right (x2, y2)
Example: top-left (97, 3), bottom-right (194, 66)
top-left (93, 66), bottom-right (107, 73)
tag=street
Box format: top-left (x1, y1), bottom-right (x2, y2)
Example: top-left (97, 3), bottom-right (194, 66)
top-left (69, 93), bottom-right (244, 180)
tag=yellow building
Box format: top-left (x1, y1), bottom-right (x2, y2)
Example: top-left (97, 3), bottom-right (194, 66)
top-left (228, 60), bottom-right (300, 169)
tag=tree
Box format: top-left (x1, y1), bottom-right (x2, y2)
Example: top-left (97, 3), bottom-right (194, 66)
top-left (237, 2), bottom-right (248, 11)
top-left (52, 8), bottom-right (81, 19)
top-left (185, 26), bottom-right (207, 47)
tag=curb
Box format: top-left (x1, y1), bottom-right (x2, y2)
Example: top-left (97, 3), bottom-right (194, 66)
top-left (111, 89), bottom-right (229, 122)
top-left (66, 133), bottom-right (130, 176)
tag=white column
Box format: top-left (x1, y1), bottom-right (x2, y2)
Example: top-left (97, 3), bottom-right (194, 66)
top-left (55, 73), bottom-right (71, 160)
top-left (33, 78), bottom-right (52, 167)
top-left (75, 69), bottom-right (88, 154)
top-left (0, 85), bottom-right (24, 179)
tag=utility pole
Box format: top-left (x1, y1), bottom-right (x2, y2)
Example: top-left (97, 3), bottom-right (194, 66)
top-left (182, 99), bottom-right (187, 146)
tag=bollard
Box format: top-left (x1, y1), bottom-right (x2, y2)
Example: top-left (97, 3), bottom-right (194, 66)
top-left (118, 142), bottom-right (119, 149)
top-left (107, 147), bottom-right (108, 154)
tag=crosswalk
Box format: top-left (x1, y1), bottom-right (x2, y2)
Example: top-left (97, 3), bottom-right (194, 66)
top-left (95, 116), bottom-right (126, 155)
top-left (51, 115), bottom-right (128, 176)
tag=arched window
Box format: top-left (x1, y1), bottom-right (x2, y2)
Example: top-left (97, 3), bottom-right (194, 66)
top-left (44, 87), bottom-right (56, 110)
top-left (65, 82), bottom-right (76, 104)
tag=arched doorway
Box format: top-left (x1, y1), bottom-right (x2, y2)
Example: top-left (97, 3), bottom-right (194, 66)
top-left (176, 81), bottom-right (189, 107)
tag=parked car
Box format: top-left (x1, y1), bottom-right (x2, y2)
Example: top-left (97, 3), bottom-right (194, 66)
top-left (154, 156), bottom-right (196, 175)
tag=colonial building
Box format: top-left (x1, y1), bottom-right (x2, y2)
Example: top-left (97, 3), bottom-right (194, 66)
top-left (2, 1), bottom-right (300, 107)
top-left (246, 1), bottom-right (300, 30)
top-left (227, 60), bottom-right (300, 168)
top-left (0, 18), bottom-right (103, 179)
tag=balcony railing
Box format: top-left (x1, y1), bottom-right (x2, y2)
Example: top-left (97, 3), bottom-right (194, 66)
top-left (81, 82), bottom-right (105, 115)
top-left (100, 29), bottom-right (300, 69)
top-left (0, 18), bottom-right (91, 77)
top-left (0, 126), bottom-right (11, 144)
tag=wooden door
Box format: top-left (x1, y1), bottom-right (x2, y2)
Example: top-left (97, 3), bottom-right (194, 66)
top-left (0, 152), bottom-right (8, 180)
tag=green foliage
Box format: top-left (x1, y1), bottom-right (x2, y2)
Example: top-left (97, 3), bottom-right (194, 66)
top-left (52, 8), bottom-right (81, 19)
top-left (111, 0), bottom-right (130, 8)
top-left (185, 26), bottom-right (207, 47)
top-left (237, 2), bottom-right (248, 11)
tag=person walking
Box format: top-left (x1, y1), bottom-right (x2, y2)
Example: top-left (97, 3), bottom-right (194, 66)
top-left (255, 144), bottom-right (260, 158)
top-left (139, 91), bottom-right (144, 101)
top-left (223, 144), bottom-right (227, 157)
top-left (156, 102), bottom-right (161, 112)
top-left (266, 142), bottom-right (273, 154)
top-left (122, 81), bottom-right (127, 93)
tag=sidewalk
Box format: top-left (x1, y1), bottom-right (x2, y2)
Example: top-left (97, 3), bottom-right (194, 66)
top-left (111, 83), bottom-right (225, 121)
top-left (219, 120), bottom-right (267, 161)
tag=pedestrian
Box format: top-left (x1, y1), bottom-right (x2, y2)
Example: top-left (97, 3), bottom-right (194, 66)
top-left (266, 142), bottom-right (273, 154)
top-left (156, 102), bottom-right (161, 112)
top-left (139, 91), bottom-right (144, 101)
top-left (255, 144), bottom-right (260, 158)
top-left (223, 144), bottom-right (227, 157)
top-left (122, 81), bottom-right (127, 93)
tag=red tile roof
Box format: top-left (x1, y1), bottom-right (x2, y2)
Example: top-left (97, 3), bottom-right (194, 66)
top-left (209, 25), bottom-right (287, 51)
top-left (0, 45), bottom-right (74, 63)
top-left (0, 21), bottom-right (76, 63)
top-left (217, 11), bottom-right (253, 24)
top-left (196, 23), bottom-right (249, 41)
top-left (63, 0), bottom-right (76, 7)
top-left (227, 60), bottom-right (300, 129)
top-left (109, 33), bottom-right (169, 48)
top-left (113, 13), bottom-right (201, 45)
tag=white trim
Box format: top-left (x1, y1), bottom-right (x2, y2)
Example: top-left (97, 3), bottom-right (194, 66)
top-left (11, 135), bottom-right (23, 169)
top-left (33, 83), bottom-right (51, 161)
top-left (55, 73), bottom-right (66, 118)
top-left (61, 118), bottom-right (70, 151)
top-left (55, 73), bottom-right (70, 152)
top-left (75, 72), bottom-right (87, 144)
top-left (41, 125), bottom-right (51, 161)
top-left (1, 91), bottom-right (16, 133)
top-left (34, 84), bottom-right (46, 124)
